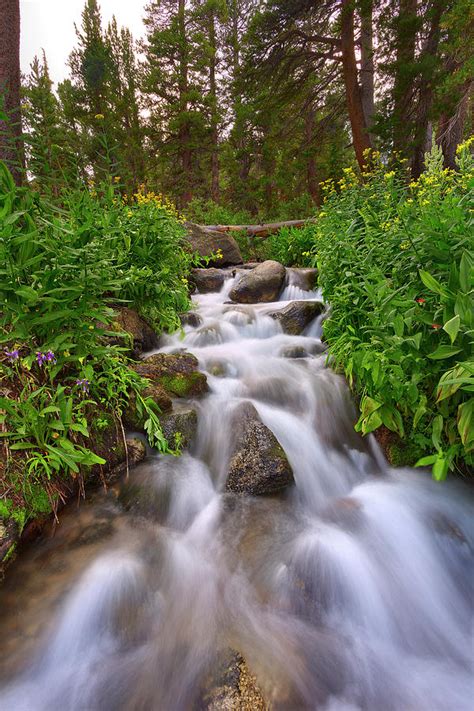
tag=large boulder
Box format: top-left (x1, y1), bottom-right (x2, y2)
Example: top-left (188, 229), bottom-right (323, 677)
top-left (190, 268), bottom-right (225, 293)
top-left (229, 260), bottom-right (286, 303)
top-left (226, 402), bottom-right (294, 495)
top-left (183, 222), bottom-right (242, 267)
top-left (159, 404), bottom-right (198, 449)
top-left (267, 300), bottom-right (324, 335)
top-left (138, 352), bottom-right (208, 398)
top-left (110, 307), bottom-right (158, 357)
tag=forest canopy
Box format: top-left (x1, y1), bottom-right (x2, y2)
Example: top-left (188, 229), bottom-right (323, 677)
top-left (2, 0), bottom-right (472, 217)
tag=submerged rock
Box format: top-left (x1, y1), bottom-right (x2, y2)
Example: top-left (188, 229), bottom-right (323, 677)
top-left (183, 223), bottom-right (242, 267)
top-left (180, 311), bottom-right (203, 328)
top-left (191, 268), bottom-right (225, 293)
top-left (159, 405), bottom-right (198, 450)
top-left (267, 300), bottom-right (323, 335)
top-left (229, 260), bottom-right (286, 303)
top-left (226, 402), bottom-right (294, 495)
top-left (280, 345), bottom-right (310, 359)
top-left (201, 650), bottom-right (268, 710)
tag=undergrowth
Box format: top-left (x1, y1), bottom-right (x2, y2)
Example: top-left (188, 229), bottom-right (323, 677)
top-left (312, 140), bottom-right (474, 480)
top-left (0, 165), bottom-right (193, 526)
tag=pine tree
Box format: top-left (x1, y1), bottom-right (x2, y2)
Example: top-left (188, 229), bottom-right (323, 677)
top-left (22, 52), bottom-right (79, 194)
top-left (142, 0), bottom-right (209, 205)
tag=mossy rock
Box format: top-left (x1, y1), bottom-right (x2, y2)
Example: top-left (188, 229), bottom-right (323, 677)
top-left (159, 405), bottom-right (198, 450)
top-left (137, 352), bottom-right (209, 398)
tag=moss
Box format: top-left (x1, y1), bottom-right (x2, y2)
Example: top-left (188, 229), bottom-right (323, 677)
top-left (161, 372), bottom-right (207, 398)
top-left (387, 442), bottom-right (424, 468)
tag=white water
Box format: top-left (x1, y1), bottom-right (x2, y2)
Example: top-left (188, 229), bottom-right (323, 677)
top-left (0, 270), bottom-right (472, 710)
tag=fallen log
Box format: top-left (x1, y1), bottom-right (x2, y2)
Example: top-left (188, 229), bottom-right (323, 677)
top-left (203, 218), bottom-right (316, 239)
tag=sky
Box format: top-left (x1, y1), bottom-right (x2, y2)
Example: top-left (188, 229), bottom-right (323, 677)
top-left (20, 0), bottom-right (147, 85)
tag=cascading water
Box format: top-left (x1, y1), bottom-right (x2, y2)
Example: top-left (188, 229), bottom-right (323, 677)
top-left (0, 268), bottom-right (472, 711)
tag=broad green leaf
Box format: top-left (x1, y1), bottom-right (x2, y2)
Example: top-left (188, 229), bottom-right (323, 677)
top-left (413, 395), bottom-right (427, 428)
top-left (443, 315), bottom-right (460, 344)
top-left (432, 414), bottom-right (443, 451)
top-left (457, 399), bottom-right (474, 447)
top-left (415, 454), bottom-right (437, 467)
top-left (419, 270), bottom-right (448, 297)
top-left (360, 396), bottom-right (382, 418)
top-left (459, 252), bottom-right (472, 294)
top-left (428, 345), bottom-right (462, 360)
top-left (432, 454), bottom-right (449, 481)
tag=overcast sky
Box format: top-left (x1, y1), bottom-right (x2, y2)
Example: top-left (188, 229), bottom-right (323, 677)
top-left (20, 0), bottom-right (147, 85)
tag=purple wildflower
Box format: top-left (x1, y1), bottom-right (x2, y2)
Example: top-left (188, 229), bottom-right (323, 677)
top-left (45, 350), bottom-right (57, 364)
top-left (76, 378), bottom-right (90, 393)
top-left (36, 351), bottom-right (47, 366)
top-left (5, 348), bottom-right (19, 362)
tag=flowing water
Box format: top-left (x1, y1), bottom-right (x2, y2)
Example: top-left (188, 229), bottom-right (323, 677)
top-left (0, 269), bottom-right (473, 710)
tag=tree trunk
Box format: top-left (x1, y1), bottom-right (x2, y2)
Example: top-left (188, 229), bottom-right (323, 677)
top-left (437, 81), bottom-right (473, 169)
top-left (359, 0), bottom-right (375, 140)
top-left (340, 0), bottom-right (372, 171)
top-left (305, 107), bottom-right (320, 203)
top-left (0, 0), bottom-right (23, 184)
top-left (208, 10), bottom-right (220, 202)
top-left (178, 0), bottom-right (192, 205)
top-left (392, 0), bottom-right (418, 156)
top-left (411, 0), bottom-right (444, 178)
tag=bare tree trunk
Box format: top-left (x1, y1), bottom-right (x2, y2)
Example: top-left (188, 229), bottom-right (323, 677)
top-left (360, 0), bottom-right (375, 140)
top-left (340, 0), bottom-right (372, 171)
top-left (0, 0), bottom-right (23, 184)
top-left (437, 81), bottom-right (473, 169)
top-left (178, 0), bottom-right (192, 205)
top-left (392, 0), bottom-right (418, 155)
top-left (208, 9), bottom-right (220, 202)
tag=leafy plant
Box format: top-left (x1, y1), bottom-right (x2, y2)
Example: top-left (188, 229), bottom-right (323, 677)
top-left (313, 139), bottom-right (474, 479)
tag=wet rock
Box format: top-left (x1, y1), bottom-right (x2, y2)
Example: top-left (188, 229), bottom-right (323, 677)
top-left (268, 301), bottom-right (324, 335)
top-left (135, 352), bottom-right (208, 398)
top-left (180, 311), bottom-right (203, 328)
top-left (226, 402), bottom-right (294, 495)
top-left (110, 307), bottom-right (158, 357)
top-left (0, 519), bottom-right (18, 577)
top-left (183, 223), bottom-right (242, 267)
top-left (191, 268), bottom-right (225, 293)
top-left (280, 345), bottom-right (310, 359)
top-left (126, 437), bottom-right (147, 465)
top-left (200, 650), bottom-right (268, 711)
top-left (159, 405), bottom-right (198, 449)
top-left (287, 267), bottom-right (318, 291)
top-left (229, 260), bottom-right (286, 304)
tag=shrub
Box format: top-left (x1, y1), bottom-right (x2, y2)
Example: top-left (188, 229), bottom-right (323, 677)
top-left (313, 140), bottom-right (474, 479)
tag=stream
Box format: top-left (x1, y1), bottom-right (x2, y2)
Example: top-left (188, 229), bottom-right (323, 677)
top-left (0, 269), bottom-right (472, 710)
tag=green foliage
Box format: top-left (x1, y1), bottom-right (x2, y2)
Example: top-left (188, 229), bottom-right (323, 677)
top-left (314, 139), bottom-right (474, 480)
top-left (0, 162), bottom-right (191, 520)
top-left (264, 224), bottom-right (316, 267)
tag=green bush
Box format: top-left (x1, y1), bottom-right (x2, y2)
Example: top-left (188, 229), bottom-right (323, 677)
top-left (0, 166), bottom-right (192, 523)
top-left (265, 223), bottom-right (316, 267)
top-left (313, 140), bottom-right (474, 479)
